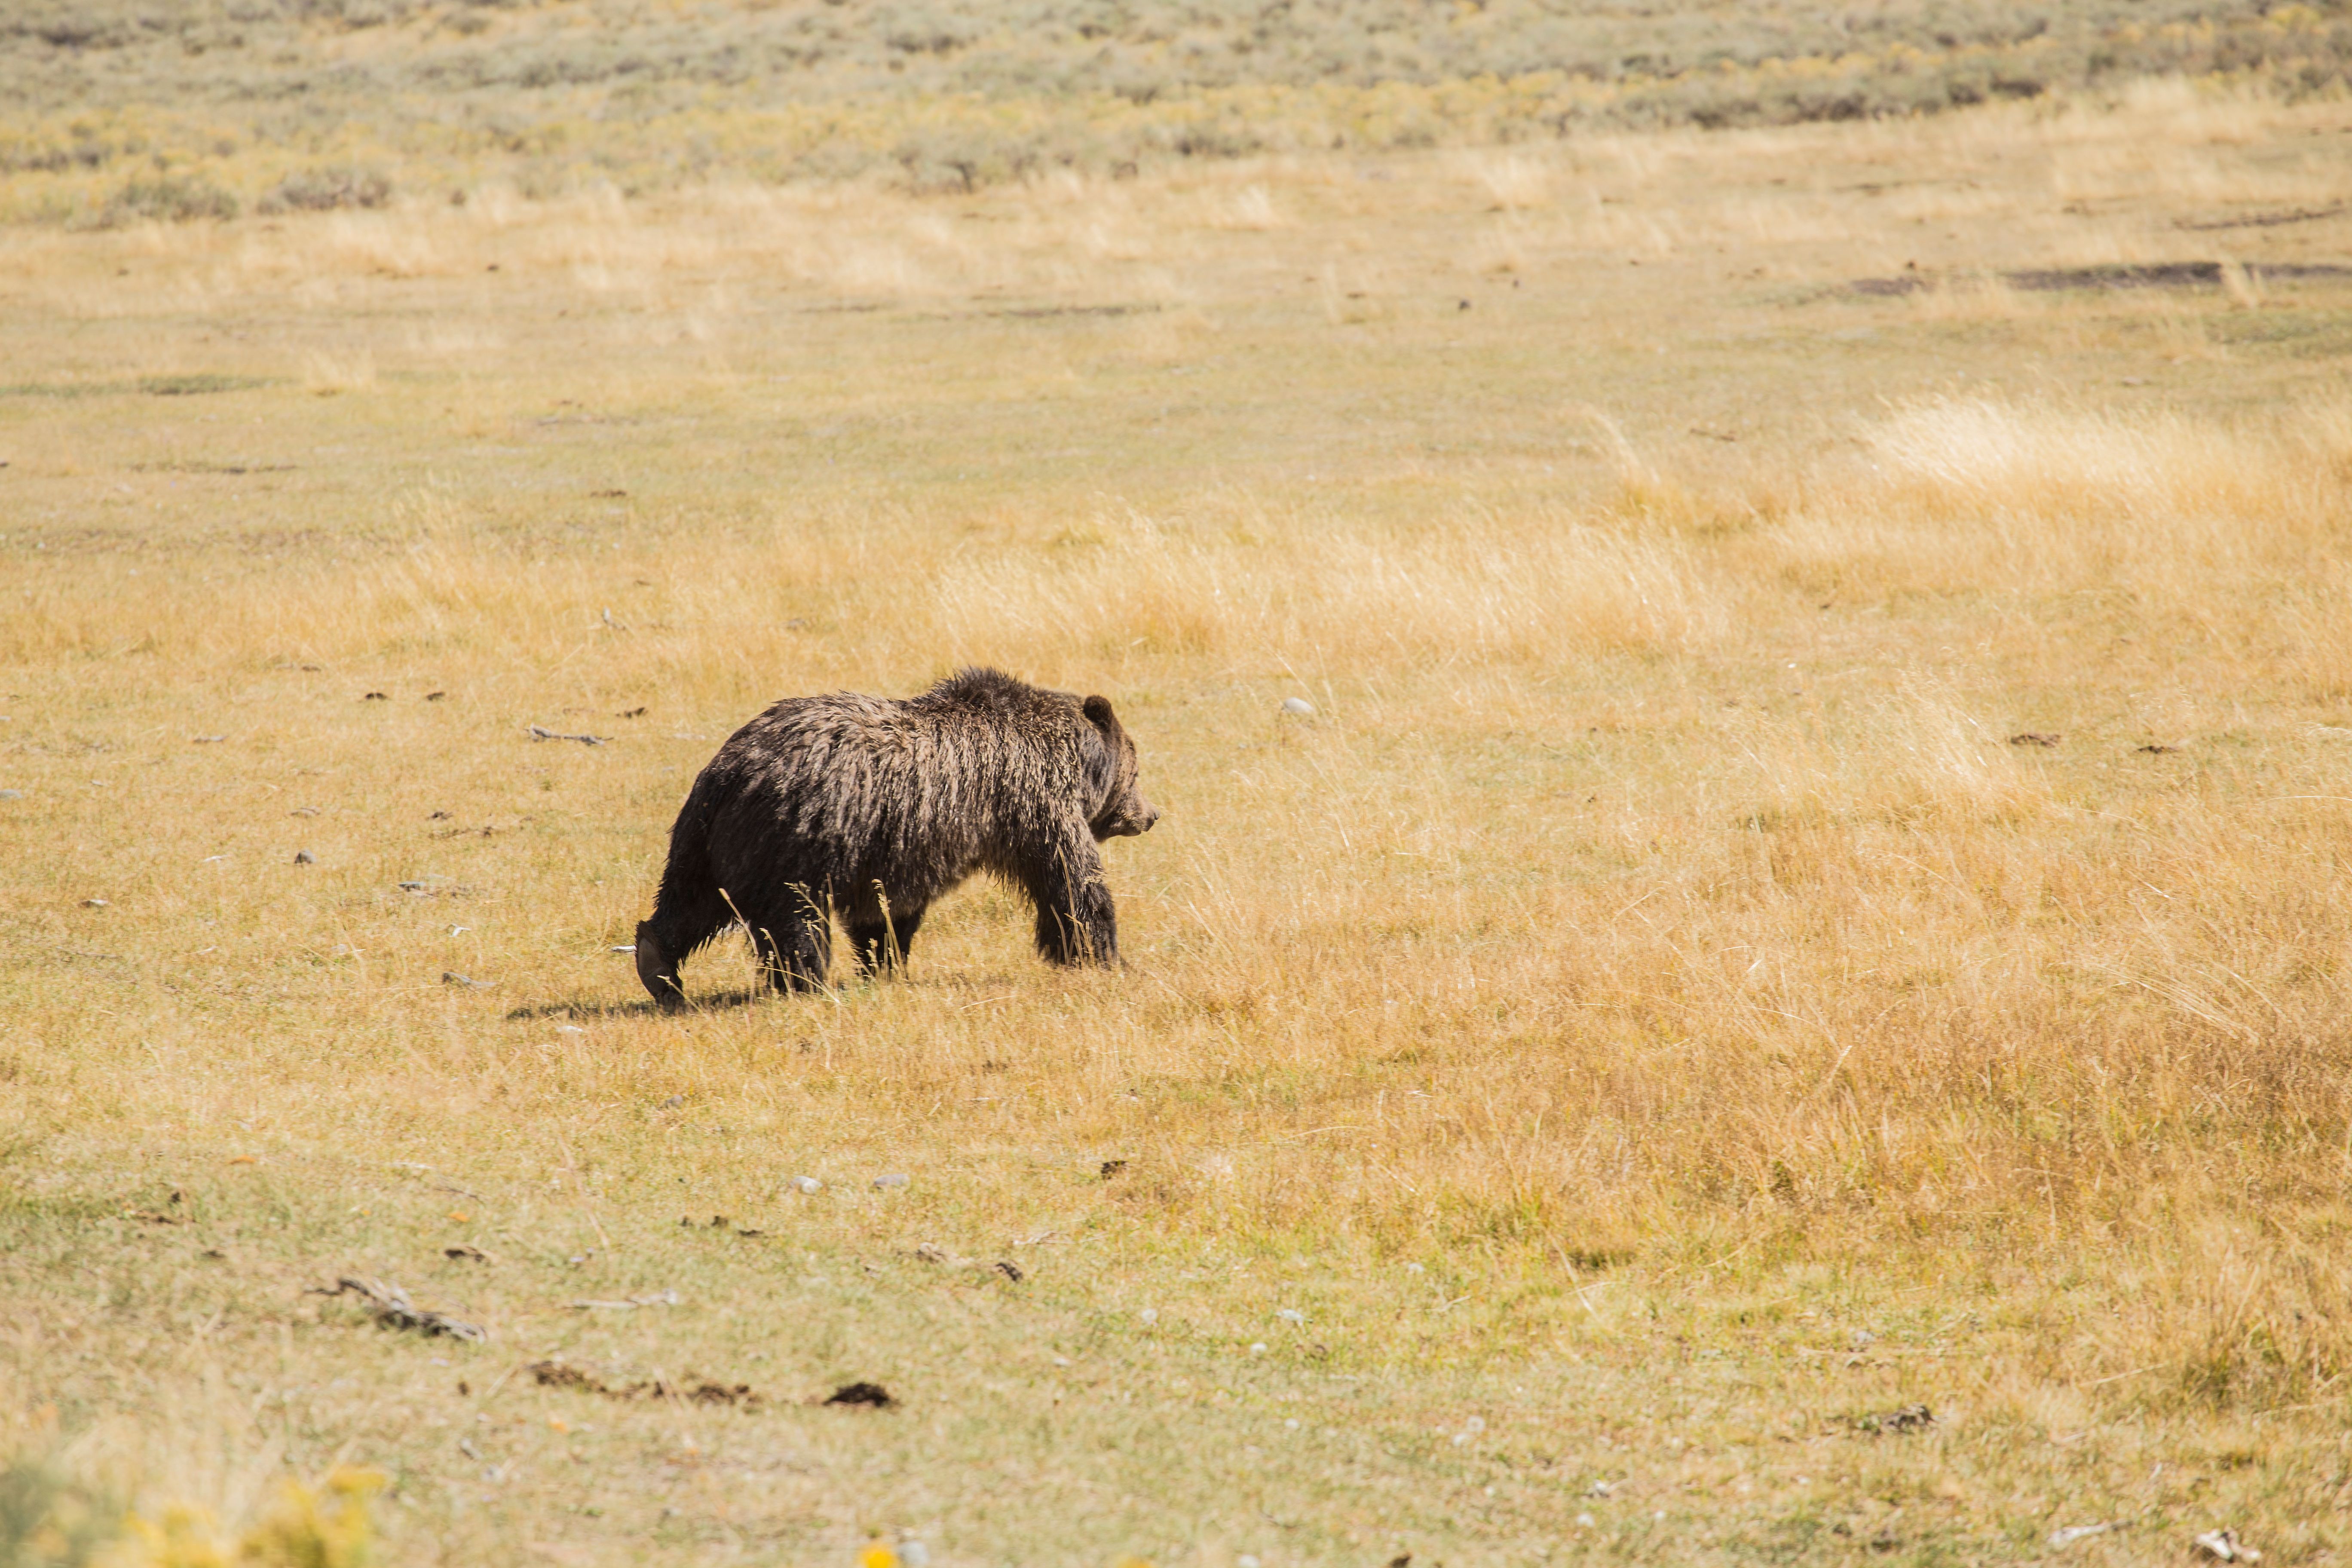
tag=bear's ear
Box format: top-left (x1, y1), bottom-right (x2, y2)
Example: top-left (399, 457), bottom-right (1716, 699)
top-left (1078, 695), bottom-right (1122, 802)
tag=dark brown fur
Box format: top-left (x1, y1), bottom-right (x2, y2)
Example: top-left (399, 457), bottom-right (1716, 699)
top-left (635, 668), bottom-right (1158, 1006)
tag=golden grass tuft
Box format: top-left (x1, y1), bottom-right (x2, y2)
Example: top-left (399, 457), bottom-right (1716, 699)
top-left (931, 501), bottom-right (1722, 666)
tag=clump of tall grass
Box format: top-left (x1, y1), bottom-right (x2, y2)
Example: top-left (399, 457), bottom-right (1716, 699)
top-left (0, 1456), bottom-right (383, 1568)
top-left (1764, 395), bottom-right (2352, 633)
top-left (256, 166), bottom-right (390, 214)
top-left (0, 1458), bottom-right (117, 1568)
top-left (92, 175), bottom-right (238, 227)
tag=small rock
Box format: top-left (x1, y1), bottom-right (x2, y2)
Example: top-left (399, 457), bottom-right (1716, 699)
top-left (1139, 1308), bottom-right (1157, 1324)
top-left (192, 735), bottom-right (226, 744)
top-left (2195, 1528), bottom-right (2260, 1563)
top-left (0, 790), bottom-right (21, 800)
top-left (1281, 697), bottom-right (1315, 717)
top-left (1575, 1513), bottom-right (1596, 1528)
top-left (1248, 1341), bottom-right (1268, 1355)
top-left (294, 849), bottom-right (316, 864)
top-left (900, 1544), bottom-right (931, 1568)
top-left (1276, 1308), bottom-right (1304, 1325)
top-left (609, 944), bottom-right (636, 954)
top-left (2049, 1524), bottom-right (2115, 1549)
top-left (658, 1094), bottom-right (683, 1109)
top-left (1589, 1479), bottom-right (1616, 1497)
top-left (80, 897), bottom-right (108, 908)
top-left (788, 1176), bottom-right (821, 1194)
top-left (872, 1173), bottom-right (910, 1190)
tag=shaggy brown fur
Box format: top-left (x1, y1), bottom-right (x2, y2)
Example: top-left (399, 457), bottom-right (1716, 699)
top-left (635, 668), bottom-right (1158, 1006)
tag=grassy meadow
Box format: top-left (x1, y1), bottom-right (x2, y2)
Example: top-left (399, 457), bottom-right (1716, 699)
top-left (5, 69), bottom-right (2352, 1566)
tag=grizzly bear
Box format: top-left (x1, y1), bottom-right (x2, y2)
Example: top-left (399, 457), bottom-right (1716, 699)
top-left (634, 667), bottom-right (1158, 1007)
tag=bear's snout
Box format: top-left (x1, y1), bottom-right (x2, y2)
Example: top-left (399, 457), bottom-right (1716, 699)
top-left (1102, 797), bottom-right (1159, 838)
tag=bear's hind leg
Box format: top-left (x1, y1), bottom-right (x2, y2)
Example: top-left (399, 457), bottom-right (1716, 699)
top-left (748, 907), bottom-right (832, 994)
top-left (847, 904), bottom-right (925, 976)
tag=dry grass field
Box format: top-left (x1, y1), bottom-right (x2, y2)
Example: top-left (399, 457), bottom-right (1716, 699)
top-left (4, 76), bottom-right (2352, 1566)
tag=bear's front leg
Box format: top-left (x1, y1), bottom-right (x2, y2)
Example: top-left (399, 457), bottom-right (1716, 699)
top-left (1026, 839), bottom-right (1119, 967)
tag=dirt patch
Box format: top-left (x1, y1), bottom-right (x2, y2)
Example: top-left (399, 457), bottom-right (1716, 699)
top-left (2178, 204), bottom-right (2344, 232)
top-left (824, 1381), bottom-right (896, 1409)
top-left (990, 303), bottom-right (1161, 320)
top-left (1850, 261), bottom-right (2352, 296)
top-left (527, 1361), bottom-right (764, 1409)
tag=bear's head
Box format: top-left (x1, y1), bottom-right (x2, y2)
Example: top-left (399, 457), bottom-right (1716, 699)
top-left (1081, 695), bottom-right (1159, 840)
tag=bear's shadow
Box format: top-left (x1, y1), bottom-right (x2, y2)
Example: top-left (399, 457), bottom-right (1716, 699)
top-left (505, 990), bottom-right (766, 1021)
top-left (505, 969), bottom-right (1033, 1020)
